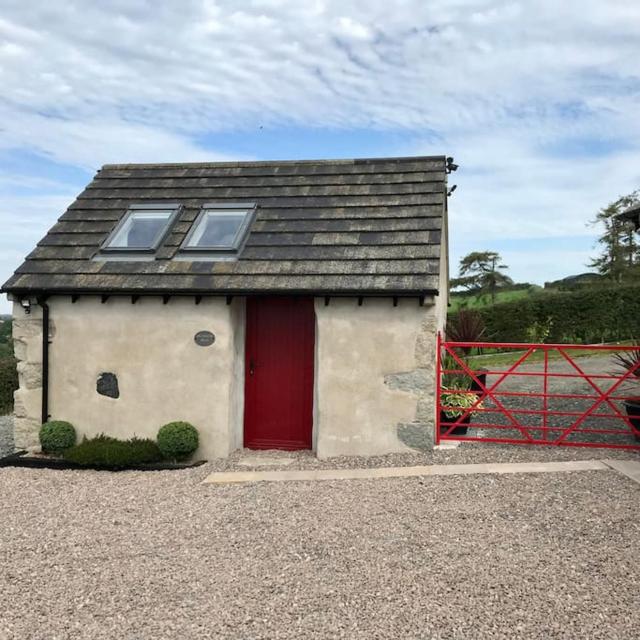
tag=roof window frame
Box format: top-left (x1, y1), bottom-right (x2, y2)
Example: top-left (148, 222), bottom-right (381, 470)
top-left (100, 203), bottom-right (182, 255)
top-left (179, 202), bottom-right (257, 255)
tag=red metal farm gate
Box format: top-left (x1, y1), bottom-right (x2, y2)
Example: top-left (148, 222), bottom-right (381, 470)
top-left (436, 335), bottom-right (640, 450)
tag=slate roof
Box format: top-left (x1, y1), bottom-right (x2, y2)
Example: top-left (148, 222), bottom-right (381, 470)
top-left (2, 156), bottom-right (448, 297)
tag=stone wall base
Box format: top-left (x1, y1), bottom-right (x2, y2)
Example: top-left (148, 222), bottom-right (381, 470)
top-left (11, 301), bottom-right (44, 452)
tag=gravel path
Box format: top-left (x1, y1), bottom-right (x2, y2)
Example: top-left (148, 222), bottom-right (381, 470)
top-left (0, 414), bottom-right (14, 458)
top-left (0, 465), bottom-right (638, 639)
top-left (208, 441), bottom-right (638, 474)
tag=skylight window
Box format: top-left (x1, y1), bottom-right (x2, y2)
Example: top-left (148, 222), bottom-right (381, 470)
top-left (102, 204), bottom-right (180, 253)
top-left (181, 203), bottom-right (256, 252)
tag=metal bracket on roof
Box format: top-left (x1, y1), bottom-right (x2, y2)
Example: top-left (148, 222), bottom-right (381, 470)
top-left (131, 295), bottom-right (140, 304)
top-left (226, 296), bottom-right (233, 305)
top-left (71, 295), bottom-right (80, 304)
top-left (163, 295), bottom-right (171, 305)
top-left (195, 295), bottom-right (202, 305)
top-left (324, 296), bottom-right (330, 307)
top-left (617, 205), bottom-right (640, 232)
top-left (357, 297), bottom-right (364, 306)
top-left (101, 295), bottom-right (110, 304)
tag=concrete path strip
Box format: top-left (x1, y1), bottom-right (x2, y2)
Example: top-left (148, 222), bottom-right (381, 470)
top-left (203, 459), bottom-right (611, 484)
top-left (601, 459), bottom-right (640, 485)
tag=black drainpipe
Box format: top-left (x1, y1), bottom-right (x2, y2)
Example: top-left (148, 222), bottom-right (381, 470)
top-left (38, 297), bottom-right (50, 424)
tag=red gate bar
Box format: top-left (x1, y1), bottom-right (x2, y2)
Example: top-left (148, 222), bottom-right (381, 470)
top-left (436, 334), bottom-right (640, 450)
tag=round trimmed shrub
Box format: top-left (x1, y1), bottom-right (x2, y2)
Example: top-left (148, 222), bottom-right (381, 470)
top-left (157, 421), bottom-right (199, 460)
top-left (40, 420), bottom-right (76, 454)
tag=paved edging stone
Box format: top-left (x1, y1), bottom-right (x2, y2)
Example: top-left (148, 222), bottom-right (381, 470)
top-left (602, 459), bottom-right (640, 485)
top-left (203, 459), bottom-right (609, 484)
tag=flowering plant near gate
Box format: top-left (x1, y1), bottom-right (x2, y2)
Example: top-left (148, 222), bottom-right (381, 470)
top-left (440, 353), bottom-right (484, 419)
top-left (441, 385), bottom-right (482, 419)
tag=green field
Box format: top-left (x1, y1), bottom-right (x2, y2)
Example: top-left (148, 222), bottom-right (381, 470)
top-left (449, 286), bottom-right (543, 311)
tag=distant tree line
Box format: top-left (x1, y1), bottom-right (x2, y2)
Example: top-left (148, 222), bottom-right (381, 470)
top-left (456, 284), bottom-right (640, 345)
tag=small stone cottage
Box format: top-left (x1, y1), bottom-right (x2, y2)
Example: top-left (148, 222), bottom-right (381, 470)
top-left (2, 155), bottom-right (451, 459)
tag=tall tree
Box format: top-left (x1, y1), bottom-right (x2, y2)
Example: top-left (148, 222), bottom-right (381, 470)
top-left (451, 251), bottom-right (512, 303)
top-left (589, 191), bottom-right (639, 282)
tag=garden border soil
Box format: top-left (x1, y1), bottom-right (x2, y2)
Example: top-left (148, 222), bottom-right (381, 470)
top-left (0, 450), bottom-right (206, 472)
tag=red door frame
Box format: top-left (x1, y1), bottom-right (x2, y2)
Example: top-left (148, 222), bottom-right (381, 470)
top-left (243, 297), bottom-right (315, 450)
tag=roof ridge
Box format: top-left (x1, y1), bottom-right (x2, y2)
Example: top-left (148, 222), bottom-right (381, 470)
top-left (100, 155), bottom-right (446, 171)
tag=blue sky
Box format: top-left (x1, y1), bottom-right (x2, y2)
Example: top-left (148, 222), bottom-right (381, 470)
top-left (2, 0), bottom-right (640, 312)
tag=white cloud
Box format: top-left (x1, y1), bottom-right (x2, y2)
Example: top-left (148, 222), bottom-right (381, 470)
top-left (428, 128), bottom-right (640, 239)
top-left (502, 247), bottom-right (596, 286)
top-left (335, 17), bottom-right (373, 41)
top-left (0, 192), bottom-right (80, 312)
top-left (0, 109), bottom-right (235, 171)
top-left (1, 0), bottom-right (637, 136)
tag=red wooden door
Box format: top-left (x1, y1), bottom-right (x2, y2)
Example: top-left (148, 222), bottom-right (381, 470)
top-left (244, 297), bottom-right (315, 450)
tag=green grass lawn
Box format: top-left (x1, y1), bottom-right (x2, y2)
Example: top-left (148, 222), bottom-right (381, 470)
top-left (449, 287), bottom-right (542, 311)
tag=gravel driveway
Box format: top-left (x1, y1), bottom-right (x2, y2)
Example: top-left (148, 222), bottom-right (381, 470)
top-left (1, 464), bottom-right (638, 639)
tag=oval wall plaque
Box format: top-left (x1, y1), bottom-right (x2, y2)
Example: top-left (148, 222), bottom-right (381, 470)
top-left (194, 330), bottom-right (215, 347)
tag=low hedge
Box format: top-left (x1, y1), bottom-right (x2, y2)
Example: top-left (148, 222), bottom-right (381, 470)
top-left (0, 355), bottom-right (18, 415)
top-left (157, 422), bottom-right (199, 460)
top-left (451, 284), bottom-right (640, 344)
top-left (64, 435), bottom-right (163, 468)
top-left (40, 421), bottom-right (76, 453)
